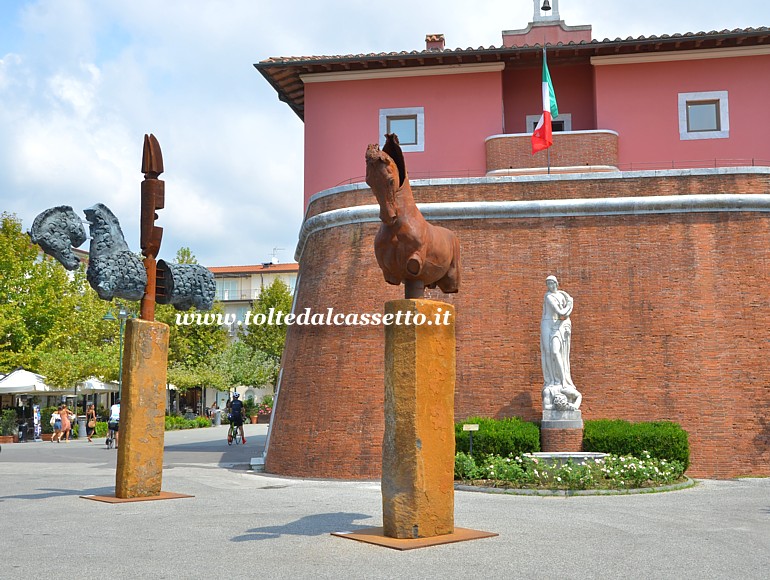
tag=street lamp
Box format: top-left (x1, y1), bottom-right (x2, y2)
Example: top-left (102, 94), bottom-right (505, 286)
top-left (103, 304), bottom-right (132, 401)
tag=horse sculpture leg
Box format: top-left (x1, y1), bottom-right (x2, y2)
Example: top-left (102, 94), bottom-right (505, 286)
top-left (405, 279), bottom-right (425, 299)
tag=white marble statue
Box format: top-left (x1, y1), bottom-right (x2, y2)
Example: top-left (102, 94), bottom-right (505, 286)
top-left (540, 275), bottom-right (582, 411)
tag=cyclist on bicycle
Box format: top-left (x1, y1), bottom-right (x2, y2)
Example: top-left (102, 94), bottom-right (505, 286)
top-left (108, 398), bottom-right (120, 449)
top-left (229, 393), bottom-right (246, 444)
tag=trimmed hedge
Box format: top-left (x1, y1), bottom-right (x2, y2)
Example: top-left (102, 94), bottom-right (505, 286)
top-left (455, 416), bottom-right (540, 458)
top-left (94, 421), bottom-right (108, 438)
top-left (0, 409), bottom-right (17, 436)
top-left (164, 415), bottom-right (212, 430)
top-left (583, 419), bottom-right (690, 470)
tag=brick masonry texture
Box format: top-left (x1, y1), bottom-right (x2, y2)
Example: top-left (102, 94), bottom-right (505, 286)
top-left (266, 172), bottom-right (770, 480)
top-left (306, 172), bottom-right (770, 220)
top-left (541, 428), bottom-right (584, 453)
top-left (486, 133), bottom-right (619, 171)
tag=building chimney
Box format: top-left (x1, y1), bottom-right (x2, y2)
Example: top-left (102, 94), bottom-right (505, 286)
top-left (425, 34), bottom-right (445, 51)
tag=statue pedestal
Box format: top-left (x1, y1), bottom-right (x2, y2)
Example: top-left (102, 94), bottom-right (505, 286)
top-left (116, 319), bottom-right (169, 499)
top-left (382, 299), bottom-right (455, 539)
top-left (540, 409), bottom-right (583, 453)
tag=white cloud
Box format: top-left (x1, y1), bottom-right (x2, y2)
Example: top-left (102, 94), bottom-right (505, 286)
top-left (1, 0), bottom-right (769, 267)
top-left (0, 53), bottom-right (22, 91)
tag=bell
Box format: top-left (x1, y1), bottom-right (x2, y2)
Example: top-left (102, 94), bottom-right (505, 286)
top-left (541, 0), bottom-right (552, 11)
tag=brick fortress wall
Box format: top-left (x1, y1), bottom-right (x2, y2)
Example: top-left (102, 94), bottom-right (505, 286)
top-left (265, 171), bottom-right (770, 480)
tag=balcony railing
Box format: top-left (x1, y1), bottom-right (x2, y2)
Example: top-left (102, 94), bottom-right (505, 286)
top-left (216, 288), bottom-right (258, 302)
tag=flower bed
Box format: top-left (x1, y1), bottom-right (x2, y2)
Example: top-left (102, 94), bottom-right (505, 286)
top-left (455, 451), bottom-right (686, 491)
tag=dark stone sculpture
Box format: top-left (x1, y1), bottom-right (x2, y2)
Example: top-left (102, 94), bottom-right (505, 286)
top-left (28, 206), bottom-right (87, 270)
top-left (366, 134), bottom-right (461, 299)
top-left (156, 260), bottom-right (216, 311)
top-left (28, 134), bottom-right (214, 315)
top-left (83, 203), bottom-right (147, 301)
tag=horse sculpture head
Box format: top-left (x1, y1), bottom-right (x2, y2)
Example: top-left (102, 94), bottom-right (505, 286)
top-left (28, 206), bottom-right (87, 271)
top-left (366, 134), bottom-right (407, 226)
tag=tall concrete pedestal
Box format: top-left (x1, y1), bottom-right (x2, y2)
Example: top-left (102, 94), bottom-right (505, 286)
top-left (382, 299), bottom-right (455, 539)
top-left (115, 319), bottom-right (169, 499)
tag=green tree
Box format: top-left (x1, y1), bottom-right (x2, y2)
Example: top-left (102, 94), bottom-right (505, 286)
top-left (213, 340), bottom-right (278, 389)
top-left (0, 212), bottom-right (72, 365)
top-left (166, 361), bottom-right (227, 393)
top-left (240, 278), bottom-right (293, 362)
top-left (156, 300), bottom-right (229, 367)
top-left (155, 247), bottom-right (229, 393)
top-left (0, 212), bottom-right (122, 388)
top-left (174, 247), bottom-right (198, 264)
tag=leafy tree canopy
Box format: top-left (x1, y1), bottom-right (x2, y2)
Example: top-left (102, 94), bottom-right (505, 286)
top-left (0, 212), bottom-right (120, 385)
top-left (239, 277), bottom-right (292, 362)
top-left (174, 246), bottom-right (198, 264)
top-left (213, 340), bottom-right (278, 389)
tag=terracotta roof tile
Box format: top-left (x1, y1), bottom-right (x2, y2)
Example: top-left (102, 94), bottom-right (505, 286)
top-left (255, 27), bottom-right (770, 121)
top-left (208, 263), bottom-right (299, 275)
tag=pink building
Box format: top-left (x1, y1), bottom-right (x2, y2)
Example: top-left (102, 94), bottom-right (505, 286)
top-left (253, 1), bottom-right (770, 480)
top-left (256, 0), bottom-right (770, 206)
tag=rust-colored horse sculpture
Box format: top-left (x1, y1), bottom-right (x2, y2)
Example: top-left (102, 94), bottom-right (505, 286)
top-left (366, 134), bottom-right (461, 299)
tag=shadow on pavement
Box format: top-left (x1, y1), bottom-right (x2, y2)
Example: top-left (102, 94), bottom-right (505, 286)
top-left (0, 486), bottom-right (115, 501)
top-left (231, 512), bottom-right (373, 542)
top-left (161, 438), bottom-right (263, 468)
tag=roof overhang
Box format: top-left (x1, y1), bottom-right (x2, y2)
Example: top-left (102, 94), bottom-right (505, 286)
top-left (254, 27), bottom-right (769, 120)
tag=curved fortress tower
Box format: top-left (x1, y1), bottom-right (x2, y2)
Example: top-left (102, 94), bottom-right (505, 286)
top-left (257, 6), bottom-right (770, 480)
top-left (265, 169), bottom-right (770, 480)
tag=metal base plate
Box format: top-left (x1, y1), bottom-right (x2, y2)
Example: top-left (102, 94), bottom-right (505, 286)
top-left (81, 491), bottom-right (194, 503)
top-left (331, 526), bottom-right (498, 550)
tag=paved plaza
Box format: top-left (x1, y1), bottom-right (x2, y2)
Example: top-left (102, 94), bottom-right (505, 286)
top-left (1, 424), bottom-right (768, 579)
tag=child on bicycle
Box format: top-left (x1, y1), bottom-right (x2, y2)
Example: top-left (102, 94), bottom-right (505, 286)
top-left (228, 393), bottom-right (246, 444)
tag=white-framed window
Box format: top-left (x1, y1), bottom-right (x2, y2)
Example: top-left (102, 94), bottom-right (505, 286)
top-left (678, 91), bottom-right (729, 140)
top-left (525, 113), bottom-right (572, 132)
top-left (216, 279), bottom-right (238, 301)
top-left (379, 107), bottom-right (425, 152)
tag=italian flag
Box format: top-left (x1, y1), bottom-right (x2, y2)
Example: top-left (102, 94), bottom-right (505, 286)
top-left (531, 48), bottom-right (559, 154)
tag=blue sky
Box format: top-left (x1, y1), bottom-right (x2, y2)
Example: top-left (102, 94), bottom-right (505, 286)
top-left (1, 0), bottom-right (768, 266)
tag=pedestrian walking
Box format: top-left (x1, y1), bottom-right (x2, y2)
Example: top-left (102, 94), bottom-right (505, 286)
top-left (86, 403), bottom-right (97, 442)
top-left (51, 406), bottom-right (63, 442)
top-left (60, 404), bottom-right (75, 442)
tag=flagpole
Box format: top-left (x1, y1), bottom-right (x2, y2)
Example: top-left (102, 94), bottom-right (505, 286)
top-left (544, 42), bottom-right (551, 175)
